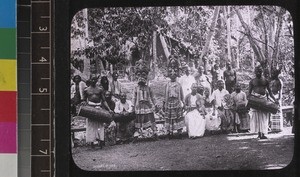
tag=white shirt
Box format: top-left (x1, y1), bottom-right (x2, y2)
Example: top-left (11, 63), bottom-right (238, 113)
top-left (190, 95), bottom-right (197, 107)
top-left (178, 74), bottom-right (196, 98)
top-left (114, 100), bottom-right (133, 113)
top-left (211, 88), bottom-right (229, 107)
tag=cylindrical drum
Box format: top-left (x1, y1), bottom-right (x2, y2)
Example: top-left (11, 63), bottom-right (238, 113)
top-left (247, 95), bottom-right (279, 114)
top-left (113, 112), bottom-right (136, 123)
top-left (78, 106), bottom-right (112, 123)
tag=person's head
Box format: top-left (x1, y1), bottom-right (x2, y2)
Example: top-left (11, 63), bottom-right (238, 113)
top-left (204, 87), bottom-right (210, 97)
top-left (73, 75), bottom-right (81, 84)
top-left (235, 83), bottom-right (241, 93)
top-left (137, 71), bottom-right (148, 85)
top-left (197, 85), bottom-right (204, 95)
top-left (182, 66), bottom-right (190, 76)
top-left (191, 83), bottom-right (198, 94)
top-left (198, 66), bottom-right (204, 74)
top-left (105, 91), bottom-right (112, 101)
top-left (217, 80), bottom-right (225, 90)
top-left (214, 63), bottom-right (219, 70)
top-left (168, 58), bottom-right (179, 81)
top-left (226, 62), bottom-right (232, 70)
top-left (120, 93), bottom-right (127, 103)
top-left (255, 66), bottom-right (263, 78)
top-left (90, 74), bottom-right (98, 86)
top-left (135, 60), bottom-right (149, 85)
top-left (264, 68), bottom-right (270, 79)
top-left (271, 68), bottom-right (281, 80)
top-left (112, 72), bottom-right (119, 81)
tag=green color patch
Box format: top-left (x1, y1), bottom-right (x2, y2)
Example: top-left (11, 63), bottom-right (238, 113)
top-left (0, 28), bottom-right (16, 59)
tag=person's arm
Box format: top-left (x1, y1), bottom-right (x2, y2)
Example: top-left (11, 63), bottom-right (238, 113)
top-left (234, 71), bottom-right (237, 84)
top-left (247, 80), bottom-right (253, 98)
top-left (266, 81), bottom-right (278, 103)
top-left (278, 79), bottom-right (283, 101)
top-left (100, 91), bottom-right (113, 113)
top-left (180, 84), bottom-right (184, 105)
top-left (114, 101), bottom-right (121, 114)
top-left (132, 87), bottom-right (137, 109)
top-left (127, 100), bottom-right (133, 113)
top-left (149, 86), bottom-right (156, 107)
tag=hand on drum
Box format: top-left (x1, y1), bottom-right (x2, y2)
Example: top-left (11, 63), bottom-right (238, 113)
top-left (80, 101), bottom-right (87, 106)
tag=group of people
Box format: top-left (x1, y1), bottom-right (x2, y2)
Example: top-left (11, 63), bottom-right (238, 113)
top-left (71, 56), bottom-right (282, 149)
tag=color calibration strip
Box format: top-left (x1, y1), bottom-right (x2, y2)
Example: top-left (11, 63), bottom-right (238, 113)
top-left (0, 0), bottom-right (17, 177)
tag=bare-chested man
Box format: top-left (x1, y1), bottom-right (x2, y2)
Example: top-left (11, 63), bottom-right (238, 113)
top-left (82, 74), bottom-right (114, 148)
top-left (248, 66), bottom-right (278, 139)
top-left (223, 62), bottom-right (237, 94)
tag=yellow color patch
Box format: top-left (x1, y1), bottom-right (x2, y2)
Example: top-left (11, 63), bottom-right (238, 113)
top-left (0, 60), bottom-right (16, 91)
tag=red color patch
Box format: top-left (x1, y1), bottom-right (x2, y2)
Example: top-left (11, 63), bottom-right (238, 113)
top-left (0, 91), bottom-right (17, 122)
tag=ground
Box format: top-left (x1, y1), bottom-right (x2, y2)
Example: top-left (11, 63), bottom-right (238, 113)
top-left (72, 127), bottom-right (294, 171)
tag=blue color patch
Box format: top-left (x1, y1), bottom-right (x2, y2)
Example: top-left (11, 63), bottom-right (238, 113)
top-left (0, 0), bottom-right (16, 28)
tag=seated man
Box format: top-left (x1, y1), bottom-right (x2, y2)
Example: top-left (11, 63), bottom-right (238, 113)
top-left (114, 93), bottom-right (134, 144)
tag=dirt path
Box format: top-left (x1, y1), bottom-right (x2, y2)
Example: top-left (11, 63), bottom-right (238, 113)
top-left (72, 128), bottom-right (294, 171)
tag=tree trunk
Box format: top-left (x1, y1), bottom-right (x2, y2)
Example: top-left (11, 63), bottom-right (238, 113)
top-left (153, 31), bottom-right (157, 78)
top-left (200, 6), bottom-right (221, 74)
top-left (159, 34), bottom-right (171, 62)
top-left (225, 6), bottom-right (232, 63)
top-left (95, 56), bottom-right (105, 74)
top-left (259, 6), bottom-right (269, 61)
top-left (235, 7), bottom-right (266, 65)
top-left (82, 8), bottom-right (90, 78)
top-left (271, 7), bottom-right (285, 69)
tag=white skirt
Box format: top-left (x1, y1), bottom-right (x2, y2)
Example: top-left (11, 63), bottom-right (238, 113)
top-left (185, 109), bottom-right (206, 137)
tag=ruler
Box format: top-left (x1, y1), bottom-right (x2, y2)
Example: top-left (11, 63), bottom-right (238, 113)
top-left (31, 0), bottom-right (53, 176)
top-left (17, 0), bottom-right (31, 176)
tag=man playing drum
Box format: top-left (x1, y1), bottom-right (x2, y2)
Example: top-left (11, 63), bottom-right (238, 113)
top-left (82, 74), bottom-right (114, 148)
top-left (248, 66), bottom-right (278, 139)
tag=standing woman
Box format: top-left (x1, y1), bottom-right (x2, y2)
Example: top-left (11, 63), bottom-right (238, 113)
top-left (164, 58), bottom-right (185, 139)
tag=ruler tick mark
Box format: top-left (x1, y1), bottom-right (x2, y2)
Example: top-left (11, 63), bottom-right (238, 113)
top-left (41, 170), bottom-right (50, 173)
top-left (32, 31), bottom-right (49, 34)
top-left (32, 93), bottom-right (50, 95)
top-left (41, 47), bottom-right (50, 49)
top-left (32, 62), bottom-right (50, 65)
top-left (41, 139), bottom-right (50, 142)
top-left (41, 16), bottom-right (50, 19)
top-left (32, 124), bottom-right (50, 126)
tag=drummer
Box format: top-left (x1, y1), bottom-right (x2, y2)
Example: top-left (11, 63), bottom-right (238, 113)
top-left (248, 66), bottom-right (278, 139)
top-left (82, 74), bottom-right (114, 148)
top-left (114, 93), bottom-right (134, 144)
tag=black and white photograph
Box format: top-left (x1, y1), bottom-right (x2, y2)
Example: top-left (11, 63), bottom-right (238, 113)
top-left (70, 6), bottom-right (295, 171)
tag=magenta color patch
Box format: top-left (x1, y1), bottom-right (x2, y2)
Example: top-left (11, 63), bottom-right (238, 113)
top-left (0, 122), bottom-right (17, 153)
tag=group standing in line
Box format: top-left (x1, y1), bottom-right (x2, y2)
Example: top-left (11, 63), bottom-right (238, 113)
top-left (71, 57), bottom-right (282, 149)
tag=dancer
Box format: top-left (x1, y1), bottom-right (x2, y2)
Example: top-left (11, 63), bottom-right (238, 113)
top-left (132, 60), bottom-right (157, 140)
top-left (164, 58), bottom-right (185, 139)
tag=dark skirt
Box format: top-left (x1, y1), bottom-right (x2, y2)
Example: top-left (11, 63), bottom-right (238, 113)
top-left (165, 98), bottom-right (185, 131)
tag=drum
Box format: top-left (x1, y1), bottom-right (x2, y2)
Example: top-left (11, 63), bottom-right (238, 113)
top-left (247, 95), bottom-right (279, 114)
top-left (78, 106), bottom-right (112, 123)
top-left (113, 112), bottom-right (136, 123)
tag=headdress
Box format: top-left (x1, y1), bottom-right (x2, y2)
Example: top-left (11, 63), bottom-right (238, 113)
top-left (135, 59), bottom-right (149, 75)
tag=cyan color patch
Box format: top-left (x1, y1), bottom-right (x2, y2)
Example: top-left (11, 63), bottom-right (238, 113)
top-left (0, 0), bottom-right (16, 28)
